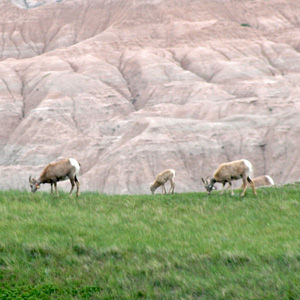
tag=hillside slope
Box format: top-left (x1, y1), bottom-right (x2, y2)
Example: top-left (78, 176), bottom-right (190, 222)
top-left (1, 0), bottom-right (300, 193)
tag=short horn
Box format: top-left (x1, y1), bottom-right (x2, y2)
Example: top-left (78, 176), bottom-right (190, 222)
top-left (29, 175), bottom-right (32, 183)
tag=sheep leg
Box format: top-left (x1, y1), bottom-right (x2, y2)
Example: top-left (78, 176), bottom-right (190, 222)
top-left (168, 179), bottom-right (175, 194)
top-left (69, 178), bottom-right (75, 196)
top-left (240, 176), bottom-right (248, 196)
top-left (229, 182), bottom-right (234, 196)
top-left (172, 180), bottom-right (175, 194)
top-left (220, 182), bottom-right (227, 194)
top-left (54, 182), bottom-right (59, 197)
top-left (75, 176), bottom-right (80, 197)
top-left (225, 183), bottom-right (231, 192)
top-left (50, 183), bottom-right (53, 194)
top-left (162, 184), bottom-right (167, 194)
top-left (239, 182), bottom-right (245, 189)
top-left (167, 180), bottom-right (173, 194)
top-left (222, 181), bottom-right (233, 195)
top-left (247, 176), bottom-right (257, 195)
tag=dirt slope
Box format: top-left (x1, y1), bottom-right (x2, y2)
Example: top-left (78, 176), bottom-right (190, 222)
top-left (1, 0), bottom-right (300, 194)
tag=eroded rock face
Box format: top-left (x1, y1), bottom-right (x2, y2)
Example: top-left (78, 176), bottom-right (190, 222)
top-left (1, 0), bottom-right (300, 194)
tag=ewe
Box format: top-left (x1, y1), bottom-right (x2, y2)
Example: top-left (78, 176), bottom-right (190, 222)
top-left (29, 158), bottom-right (80, 197)
top-left (239, 175), bottom-right (274, 189)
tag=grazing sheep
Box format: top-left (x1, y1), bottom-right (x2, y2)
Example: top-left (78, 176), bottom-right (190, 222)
top-left (239, 175), bottom-right (274, 189)
top-left (29, 158), bottom-right (80, 197)
top-left (202, 159), bottom-right (257, 196)
top-left (150, 169), bottom-right (176, 194)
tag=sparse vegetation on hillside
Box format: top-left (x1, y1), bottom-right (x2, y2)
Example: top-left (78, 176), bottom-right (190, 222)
top-left (0, 186), bottom-right (300, 299)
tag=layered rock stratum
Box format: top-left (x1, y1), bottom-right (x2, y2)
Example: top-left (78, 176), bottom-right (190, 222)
top-left (1, 0), bottom-right (300, 194)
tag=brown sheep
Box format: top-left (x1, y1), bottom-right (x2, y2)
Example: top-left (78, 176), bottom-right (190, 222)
top-left (29, 158), bottom-right (80, 197)
top-left (150, 169), bottom-right (176, 194)
top-left (239, 175), bottom-right (274, 189)
top-left (202, 159), bottom-right (257, 196)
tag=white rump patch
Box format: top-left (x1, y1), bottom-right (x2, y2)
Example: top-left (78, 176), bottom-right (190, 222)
top-left (266, 175), bottom-right (274, 185)
top-left (170, 169), bottom-right (176, 178)
top-left (69, 158), bottom-right (80, 175)
top-left (242, 159), bottom-right (253, 174)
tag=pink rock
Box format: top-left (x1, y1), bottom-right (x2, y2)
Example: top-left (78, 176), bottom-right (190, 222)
top-left (0, 0), bottom-right (300, 194)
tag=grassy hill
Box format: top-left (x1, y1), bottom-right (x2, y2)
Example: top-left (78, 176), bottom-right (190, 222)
top-left (0, 185), bottom-right (300, 299)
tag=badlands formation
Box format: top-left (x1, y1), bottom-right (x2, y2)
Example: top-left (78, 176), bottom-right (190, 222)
top-left (0, 0), bottom-right (300, 194)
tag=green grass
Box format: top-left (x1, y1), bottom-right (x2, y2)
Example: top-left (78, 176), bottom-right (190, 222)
top-left (240, 23), bottom-right (251, 27)
top-left (0, 185), bottom-right (300, 299)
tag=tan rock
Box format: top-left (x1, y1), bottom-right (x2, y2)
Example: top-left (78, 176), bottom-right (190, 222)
top-left (1, 0), bottom-right (300, 194)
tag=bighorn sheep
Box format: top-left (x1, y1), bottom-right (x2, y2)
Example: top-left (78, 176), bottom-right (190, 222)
top-left (239, 175), bottom-right (274, 189)
top-left (202, 159), bottom-right (257, 196)
top-left (29, 158), bottom-right (81, 197)
top-left (150, 169), bottom-right (176, 194)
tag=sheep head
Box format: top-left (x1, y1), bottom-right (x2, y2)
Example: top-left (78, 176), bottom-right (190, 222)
top-left (202, 177), bottom-right (216, 194)
top-left (29, 176), bottom-right (40, 193)
top-left (150, 184), bottom-right (156, 194)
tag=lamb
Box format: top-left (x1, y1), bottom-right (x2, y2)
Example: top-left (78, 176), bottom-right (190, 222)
top-left (202, 159), bottom-right (257, 196)
top-left (29, 158), bottom-right (81, 197)
top-left (150, 169), bottom-right (176, 194)
top-left (239, 175), bottom-right (274, 189)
